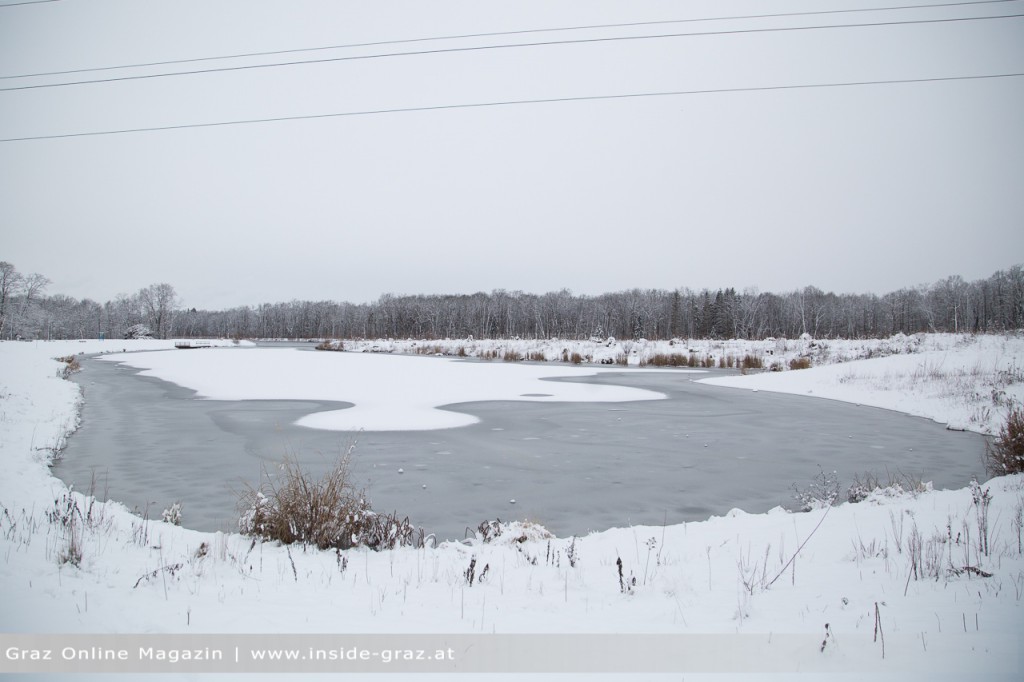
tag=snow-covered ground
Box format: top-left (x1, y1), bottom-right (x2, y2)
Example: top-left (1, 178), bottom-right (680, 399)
top-left (698, 334), bottom-right (1024, 436)
top-left (1, 334), bottom-right (1022, 680)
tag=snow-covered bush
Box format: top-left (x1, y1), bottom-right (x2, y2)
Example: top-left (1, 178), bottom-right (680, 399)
top-left (846, 472), bottom-right (931, 504)
top-left (471, 518), bottom-right (552, 545)
top-left (123, 323), bottom-right (154, 340)
top-left (792, 468), bottom-right (840, 512)
top-left (314, 340), bottom-right (344, 351)
top-left (55, 355), bottom-right (81, 378)
top-left (161, 502), bottom-right (182, 526)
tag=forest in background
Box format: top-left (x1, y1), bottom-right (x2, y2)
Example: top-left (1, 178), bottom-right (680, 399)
top-left (1, 261), bottom-right (1022, 342)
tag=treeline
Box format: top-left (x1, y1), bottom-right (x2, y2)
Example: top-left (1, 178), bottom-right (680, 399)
top-left (2, 260), bottom-right (1022, 341)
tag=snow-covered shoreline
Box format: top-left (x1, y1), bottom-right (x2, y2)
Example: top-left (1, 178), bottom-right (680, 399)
top-left (1, 334), bottom-right (1022, 679)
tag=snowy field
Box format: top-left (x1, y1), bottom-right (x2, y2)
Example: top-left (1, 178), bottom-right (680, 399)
top-left (0, 334), bottom-right (1022, 680)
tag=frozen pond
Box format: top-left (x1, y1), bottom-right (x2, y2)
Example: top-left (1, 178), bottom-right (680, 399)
top-left (55, 346), bottom-right (989, 541)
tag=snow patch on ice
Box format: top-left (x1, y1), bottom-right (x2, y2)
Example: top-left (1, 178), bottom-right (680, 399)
top-left (98, 348), bottom-right (666, 431)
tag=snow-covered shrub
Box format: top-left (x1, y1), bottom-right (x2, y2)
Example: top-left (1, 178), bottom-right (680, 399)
top-left (314, 340), bottom-right (343, 351)
top-left (985, 407), bottom-right (1024, 475)
top-left (846, 472), bottom-right (931, 504)
top-left (161, 502), bottom-right (182, 526)
top-left (55, 355), bottom-right (81, 378)
top-left (792, 468), bottom-right (840, 512)
top-left (475, 519), bottom-right (504, 543)
top-left (847, 480), bottom-right (872, 505)
top-left (123, 324), bottom-right (153, 340)
top-left (472, 519), bottom-right (552, 545)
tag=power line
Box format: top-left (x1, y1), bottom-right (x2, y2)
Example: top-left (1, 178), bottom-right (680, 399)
top-left (3, 72), bottom-right (1020, 143)
top-left (0, 0), bottom-right (60, 7)
top-left (2, 12), bottom-right (1021, 94)
top-left (1, 0), bottom-right (1018, 80)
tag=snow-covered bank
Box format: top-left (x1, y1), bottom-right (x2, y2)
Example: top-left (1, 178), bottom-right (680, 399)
top-left (1, 335), bottom-right (1022, 679)
top-left (699, 333), bottom-right (1024, 435)
top-left (338, 332), bottom-right (1023, 435)
top-left (337, 332), bottom-right (964, 369)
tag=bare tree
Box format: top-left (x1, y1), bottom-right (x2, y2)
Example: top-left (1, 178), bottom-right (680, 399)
top-left (137, 283), bottom-right (179, 339)
top-left (14, 272), bottom-right (51, 338)
top-left (0, 263), bottom-right (51, 339)
top-left (0, 261), bottom-right (23, 338)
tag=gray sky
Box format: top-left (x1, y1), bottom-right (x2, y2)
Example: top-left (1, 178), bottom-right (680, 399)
top-left (2, 0), bottom-right (1022, 309)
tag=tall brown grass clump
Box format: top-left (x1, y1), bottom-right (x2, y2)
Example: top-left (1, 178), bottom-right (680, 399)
top-left (238, 450), bottom-right (419, 550)
top-left (741, 354), bottom-right (763, 370)
top-left (986, 407), bottom-right (1024, 475)
top-left (644, 352), bottom-right (689, 367)
top-left (789, 357), bottom-right (812, 370)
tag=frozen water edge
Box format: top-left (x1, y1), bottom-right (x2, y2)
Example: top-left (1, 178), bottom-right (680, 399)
top-left (56, 350), bottom-right (988, 540)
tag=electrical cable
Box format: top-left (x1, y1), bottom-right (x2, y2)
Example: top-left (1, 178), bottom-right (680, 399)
top-left (1, 11), bottom-right (1022, 92)
top-left (1, 0), bottom-right (1018, 79)
top-left (0, 0), bottom-right (60, 7)
top-left (3, 71), bottom-right (1020, 143)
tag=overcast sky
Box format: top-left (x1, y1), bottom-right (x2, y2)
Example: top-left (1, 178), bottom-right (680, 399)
top-left (1, 0), bottom-right (1022, 310)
